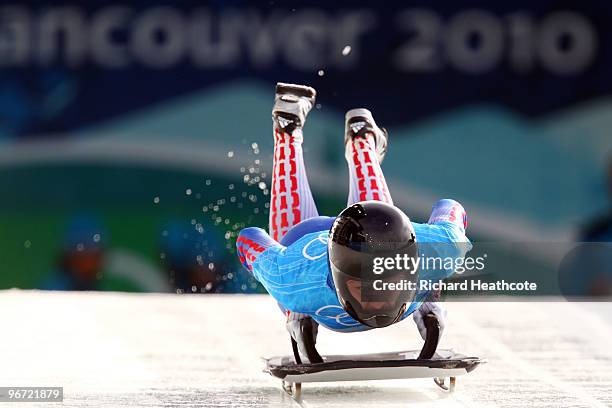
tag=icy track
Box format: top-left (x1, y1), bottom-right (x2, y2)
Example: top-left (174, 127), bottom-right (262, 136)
top-left (2, 290), bottom-right (612, 407)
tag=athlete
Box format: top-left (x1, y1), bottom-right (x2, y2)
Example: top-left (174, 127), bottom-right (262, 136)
top-left (237, 83), bottom-right (471, 360)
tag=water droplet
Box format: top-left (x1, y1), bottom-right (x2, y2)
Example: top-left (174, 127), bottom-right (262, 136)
top-left (186, 188), bottom-right (192, 195)
top-left (316, 103), bottom-right (322, 109)
top-left (227, 150), bottom-right (234, 158)
top-left (208, 262), bottom-right (215, 270)
top-left (240, 167), bottom-right (246, 173)
top-left (205, 282), bottom-right (213, 291)
top-left (258, 182), bottom-right (267, 190)
top-left (342, 45), bottom-right (351, 56)
top-left (153, 196), bottom-right (160, 204)
top-left (205, 179), bottom-right (212, 186)
top-left (202, 207), bottom-right (208, 213)
top-left (228, 184), bottom-right (234, 190)
top-left (160, 252), bottom-right (166, 259)
top-left (191, 285), bottom-right (197, 292)
top-left (24, 240), bottom-right (31, 248)
top-left (318, 69), bottom-right (325, 76)
top-left (254, 159), bottom-right (260, 165)
top-left (190, 219), bottom-right (196, 225)
top-left (76, 243), bottom-right (84, 251)
top-left (251, 142), bottom-right (258, 149)
top-left (93, 233), bottom-right (101, 242)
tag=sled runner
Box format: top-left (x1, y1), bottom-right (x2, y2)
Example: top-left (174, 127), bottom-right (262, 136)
top-left (263, 314), bottom-right (484, 400)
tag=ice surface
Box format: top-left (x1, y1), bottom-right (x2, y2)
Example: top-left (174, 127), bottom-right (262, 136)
top-left (1, 290), bottom-right (611, 407)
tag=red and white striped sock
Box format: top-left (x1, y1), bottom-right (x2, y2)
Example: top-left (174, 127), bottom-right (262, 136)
top-left (345, 134), bottom-right (393, 206)
top-left (269, 127), bottom-right (318, 242)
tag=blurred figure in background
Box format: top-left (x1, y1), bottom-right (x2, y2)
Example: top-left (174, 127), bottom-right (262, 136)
top-left (42, 215), bottom-right (107, 291)
top-left (560, 156), bottom-right (612, 297)
top-left (161, 221), bottom-right (225, 293)
top-left (581, 155), bottom-right (612, 242)
top-left (43, 215), bottom-right (169, 292)
top-left (160, 220), bottom-right (260, 293)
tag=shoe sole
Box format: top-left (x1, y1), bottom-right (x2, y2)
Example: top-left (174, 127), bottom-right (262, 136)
top-left (276, 82), bottom-right (316, 99)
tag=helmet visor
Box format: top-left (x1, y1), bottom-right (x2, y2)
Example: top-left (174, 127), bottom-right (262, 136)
top-left (330, 255), bottom-right (417, 327)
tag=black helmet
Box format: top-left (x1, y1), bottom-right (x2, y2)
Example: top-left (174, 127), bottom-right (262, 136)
top-left (328, 201), bottom-right (418, 328)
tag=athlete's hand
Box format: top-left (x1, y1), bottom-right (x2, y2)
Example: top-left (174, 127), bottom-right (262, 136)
top-left (286, 311), bottom-right (319, 362)
top-left (413, 302), bottom-right (447, 341)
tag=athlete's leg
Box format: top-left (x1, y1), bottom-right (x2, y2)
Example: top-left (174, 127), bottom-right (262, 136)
top-left (269, 83), bottom-right (319, 242)
top-left (344, 108), bottom-right (393, 206)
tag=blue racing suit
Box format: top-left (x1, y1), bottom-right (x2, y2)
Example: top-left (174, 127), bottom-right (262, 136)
top-left (237, 199), bottom-right (471, 332)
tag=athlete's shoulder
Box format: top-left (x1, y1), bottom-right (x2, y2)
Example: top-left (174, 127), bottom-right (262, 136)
top-left (283, 229), bottom-right (329, 260)
top-left (237, 227), bottom-right (282, 255)
top-left (236, 227), bottom-right (284, 272)
top-left (413, 219), bottom-right (472, 268)
top-left (412, 221), bottom-right (466, 243)
top-left (413, 198), bottom-right (472, 260)
top-left (427, 199), bottom-right (467, 230)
